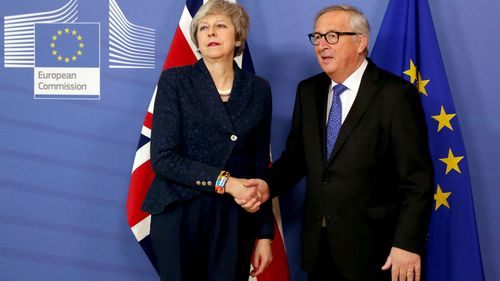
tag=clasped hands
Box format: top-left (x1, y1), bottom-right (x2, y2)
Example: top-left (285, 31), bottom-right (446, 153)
top-left (224, 177), bottom-right (269, 212)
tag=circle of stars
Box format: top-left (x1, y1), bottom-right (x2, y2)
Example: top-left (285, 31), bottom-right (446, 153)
top-left (50, 27), bottom-right (84, 63)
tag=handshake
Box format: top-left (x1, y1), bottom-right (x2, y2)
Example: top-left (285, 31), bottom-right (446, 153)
top-left (225, 177), bottom-right (270, 213)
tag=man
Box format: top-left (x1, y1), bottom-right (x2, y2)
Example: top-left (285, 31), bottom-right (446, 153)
top-left (241, 4), bottom-right (434, 281)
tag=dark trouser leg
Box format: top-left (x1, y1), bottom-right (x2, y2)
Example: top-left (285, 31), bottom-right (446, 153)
top-left (308, 228), bottom-right (343, 281)
top-left (150, 202), bottom-right (208, 281)
top-left (308, 228), bottom-right (391, 281)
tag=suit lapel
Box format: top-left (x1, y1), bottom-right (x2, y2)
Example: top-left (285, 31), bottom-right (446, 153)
top-left (327, 62), bottom-right (380, 165)
top-left (192, 60), bottom-right (234, 133)
top-left (313, 73), bottom-right (332, 167)
top-left (225, 64), bottom-right (252, 125)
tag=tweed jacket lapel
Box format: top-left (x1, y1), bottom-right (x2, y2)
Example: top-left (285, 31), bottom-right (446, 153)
top-left (327, 61), bottom-right (379, 165)
top-left (225, 63), bottom-right (252, 125)
top-left (192, 60), bottom-right (235, 133)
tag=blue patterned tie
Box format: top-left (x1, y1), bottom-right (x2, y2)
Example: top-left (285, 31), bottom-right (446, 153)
top-left (326, 84), bottom-right (347, 160)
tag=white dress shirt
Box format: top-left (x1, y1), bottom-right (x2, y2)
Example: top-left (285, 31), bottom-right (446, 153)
top-left (326, 59), bottom-right (369, 124)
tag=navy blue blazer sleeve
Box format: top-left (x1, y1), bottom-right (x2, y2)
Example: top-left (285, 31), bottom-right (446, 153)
top-left (150, 69), bottom-right (220, 192)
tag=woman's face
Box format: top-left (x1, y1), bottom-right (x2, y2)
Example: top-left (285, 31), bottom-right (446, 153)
top-left (197, 14), bottom-right (236, 61)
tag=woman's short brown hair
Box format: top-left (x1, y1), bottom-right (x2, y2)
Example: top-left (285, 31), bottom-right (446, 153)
top-left (190, 0), bottom-right (250, 57)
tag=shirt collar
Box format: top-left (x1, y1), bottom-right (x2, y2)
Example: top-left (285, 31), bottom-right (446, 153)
top-left (331, 59), bottom-right (368, 92)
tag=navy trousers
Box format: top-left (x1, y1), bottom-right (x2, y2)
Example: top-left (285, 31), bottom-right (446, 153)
top-left (150, 194), bottom-right (257, 281)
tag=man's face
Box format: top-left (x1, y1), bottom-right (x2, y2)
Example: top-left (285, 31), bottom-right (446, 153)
top-left (314, 11), bottom-right (366, 82)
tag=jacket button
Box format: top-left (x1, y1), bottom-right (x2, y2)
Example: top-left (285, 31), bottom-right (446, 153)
top-left (196, 181), bottom-right (201, 186)
top-left (230, 135), bottom-right (238, 141)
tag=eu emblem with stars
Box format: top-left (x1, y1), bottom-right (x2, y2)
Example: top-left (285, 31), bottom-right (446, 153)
top-left (34, 23), bottom-right (100, 99)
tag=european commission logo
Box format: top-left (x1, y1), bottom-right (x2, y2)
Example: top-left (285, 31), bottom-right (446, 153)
top-left (34, 23), bottom-right (100, 99)
top-left (3, 0), bottom-right (156, 100)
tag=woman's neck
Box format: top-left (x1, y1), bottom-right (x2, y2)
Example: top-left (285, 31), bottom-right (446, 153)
top-left (204, 58), bottom-right (234, 90)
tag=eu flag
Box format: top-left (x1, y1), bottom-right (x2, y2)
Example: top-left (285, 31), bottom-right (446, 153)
top-left (35, 23), bottom-right (99, 68)
top-left (371, 0), bottom-right (485, 280)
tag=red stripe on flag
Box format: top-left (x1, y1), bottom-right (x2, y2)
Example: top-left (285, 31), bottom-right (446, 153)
top-left (163, 27), bottom-right (198, 70)
top-left (126, 160), bottom-right (155, 227)
top-left (144, 112), bottom-right (153, 130)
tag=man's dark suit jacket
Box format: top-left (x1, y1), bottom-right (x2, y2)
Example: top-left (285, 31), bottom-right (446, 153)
top-left (266, 60), bottom-right (434, 280)
top-left (142, 59), bottom-right (273, 237)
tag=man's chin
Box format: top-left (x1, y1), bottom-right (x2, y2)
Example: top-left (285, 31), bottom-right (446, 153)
top-left (318, 62), bottom-right (336, 74)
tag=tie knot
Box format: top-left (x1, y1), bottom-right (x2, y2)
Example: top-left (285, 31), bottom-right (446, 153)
top-left (333, 84), bottom-right (347, 96)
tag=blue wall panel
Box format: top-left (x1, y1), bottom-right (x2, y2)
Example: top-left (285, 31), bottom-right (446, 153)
top-left (0, 0), bottom-right (498, 280)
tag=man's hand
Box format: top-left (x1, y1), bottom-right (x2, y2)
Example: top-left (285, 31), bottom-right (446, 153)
top-left (246, 178), bottom-right (270, 203)
top-left (234, 178), bottom-right (270, 213)
top-left (381, 247), bottom-right (421, 281)
top-left (225, 177), bottom-right (258, 205)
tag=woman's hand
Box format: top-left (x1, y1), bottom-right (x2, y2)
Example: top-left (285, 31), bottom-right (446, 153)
top-left (250, 239), bottom-right (273, 277)
top-left (225, 177), bottom-right (261, 210)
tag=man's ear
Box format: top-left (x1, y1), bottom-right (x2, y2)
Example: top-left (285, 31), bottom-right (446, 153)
top-left (357, 34), bottom-right (369, 55)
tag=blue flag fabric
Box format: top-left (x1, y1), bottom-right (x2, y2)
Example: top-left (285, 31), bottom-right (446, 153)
top-left (371, 0), bottom-right (485, 280)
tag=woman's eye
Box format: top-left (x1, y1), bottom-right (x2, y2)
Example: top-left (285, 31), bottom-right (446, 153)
top-left (216, 23), bottom-right (226, 29)
top-left (199, 26), bottom-right (207, 31)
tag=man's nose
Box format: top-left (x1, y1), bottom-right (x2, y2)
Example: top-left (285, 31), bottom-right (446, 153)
top-left (318, 36), bottom-right (330, 48)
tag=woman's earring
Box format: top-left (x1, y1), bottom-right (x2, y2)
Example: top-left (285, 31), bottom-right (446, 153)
top-left (235, 41), bottom-right (241, 47)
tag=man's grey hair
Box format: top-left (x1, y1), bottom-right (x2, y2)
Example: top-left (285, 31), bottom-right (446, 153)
top-left (314, 4), bottom-right (371, 56)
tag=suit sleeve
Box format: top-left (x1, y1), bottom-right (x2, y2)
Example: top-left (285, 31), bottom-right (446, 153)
top-left (391, 83), bottom-right (434, 255)
top-left (150, 70), bottom-right (220, 192)
top-left (264, 81), bottom-right (308, 197)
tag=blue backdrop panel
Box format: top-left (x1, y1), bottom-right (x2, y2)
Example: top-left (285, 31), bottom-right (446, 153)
top-left (0, 1), bottom-right (498, 281)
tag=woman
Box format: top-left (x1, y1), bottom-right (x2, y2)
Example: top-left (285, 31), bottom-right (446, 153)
top-left (141, 1), bottom-right (274, 280)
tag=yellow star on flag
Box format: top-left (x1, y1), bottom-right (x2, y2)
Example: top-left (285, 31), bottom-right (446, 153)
top-left (72, 56), bottom-right (77, 61)
top-left (50, 42), bottom-right (55, 48)
top-left (64, 57), bottom-right (70, 63)
top-left (65, 28), bottom-right (70, 34)
top-left (57, 30), bottom-right (62, 35)
top-left (434, 184), bottom-right (451, 210)
top-left (79, 42), bottom-right (84, 48)
top-left (403, 59), bottom-right (418, 84)
top-left (432, 105), bottom-right (456, 132)
top-left (77, 35), bottom-right (83, 41)
top-left (57, 56), bottom-right (63, 61)
top-left (72, 30), bottom-right (77, 35)
top-left (52, 35), bottom-right (57, 41)
top-left (77, 50), bottom-right (82, 56)
top-left (439, 148), bottom-right (464, 175)
top-left (52, 50), bottom-right (57, 56)
top-left (417, 71), bottom-right (430, 96)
